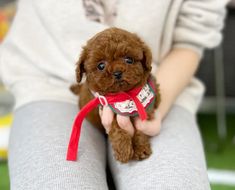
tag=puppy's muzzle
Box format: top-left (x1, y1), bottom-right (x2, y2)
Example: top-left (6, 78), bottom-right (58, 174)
top-left (113, 71), bottom-right (122, 80)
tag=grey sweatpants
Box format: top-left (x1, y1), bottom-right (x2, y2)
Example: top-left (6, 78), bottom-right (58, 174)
top-left (8, 101), bottom-right (210, 190)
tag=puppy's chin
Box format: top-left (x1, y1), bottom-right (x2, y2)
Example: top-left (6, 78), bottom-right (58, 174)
top-left (88, 75), bottom-right (147, 95)
top-left (106, 80), bottom-right (137, 93)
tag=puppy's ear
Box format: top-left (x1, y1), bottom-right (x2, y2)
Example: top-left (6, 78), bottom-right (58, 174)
top-left (76, 48), bottom-right (87, 83)
top-left (142, 44), bottom-right (152, 72)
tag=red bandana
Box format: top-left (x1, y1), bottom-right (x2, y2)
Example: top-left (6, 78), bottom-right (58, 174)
top-left (66, 78), bottom-right (156, 161)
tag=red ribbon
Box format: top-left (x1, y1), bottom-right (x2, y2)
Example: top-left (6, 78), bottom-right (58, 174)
top-left (66, 85), bottom-right (148, 161)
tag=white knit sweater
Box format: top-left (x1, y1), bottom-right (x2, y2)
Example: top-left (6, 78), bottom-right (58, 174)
top-left (0, 0), bottom-right (229, 113)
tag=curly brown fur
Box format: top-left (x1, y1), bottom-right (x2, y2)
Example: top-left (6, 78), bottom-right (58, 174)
top-left (72, 27), bottom-right (160, 163)
top-left (109, 119), bottom-right (134, 163)
top-left (132, 130), bottom-right (152, 160)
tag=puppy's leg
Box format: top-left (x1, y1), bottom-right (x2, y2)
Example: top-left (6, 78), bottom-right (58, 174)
top-left (108, 119), bottom-right (134, 163)
top-left (132, 130), bottom-right (152, 160)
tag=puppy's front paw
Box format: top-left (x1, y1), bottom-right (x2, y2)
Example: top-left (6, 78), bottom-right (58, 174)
top-left (109, 123), bottom-right (134, 163)
top-left (114, 134), bottom-right (134, 163)
top-left (132, 131), bottom-right (152, 160)
top-left (133, 143), bottom-right (152, 160)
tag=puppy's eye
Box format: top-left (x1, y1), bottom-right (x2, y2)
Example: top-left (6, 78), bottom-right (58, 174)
top-left (124, 57), bottom-right (134, 64)
top-left (97, 61), bottom-right (106, 71)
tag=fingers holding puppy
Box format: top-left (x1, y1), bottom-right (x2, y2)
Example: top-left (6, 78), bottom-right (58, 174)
top-left (134, 111), bottom-right (162, 136)
top-left (116, 115), bottom-right (135, 137)
top-left (99, 106), bottom-right (134, 136)
top-left (99, 106), bottom-right (161, 137)
top-left (99, 106), bottom-right (114, 134)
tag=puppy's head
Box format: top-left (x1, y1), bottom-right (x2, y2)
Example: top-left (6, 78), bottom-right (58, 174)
top-left (76, 27), bottom-right (152, 94)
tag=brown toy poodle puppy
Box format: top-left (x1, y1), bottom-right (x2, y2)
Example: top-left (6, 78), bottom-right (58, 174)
top-left (71, 27), bottom-right (160, 163)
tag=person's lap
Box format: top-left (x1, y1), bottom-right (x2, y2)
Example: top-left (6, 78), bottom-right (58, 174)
top-left (9, 101), bottom-right (108, 190)
top-left (108, 106), bottom-right (210, 190)
top-left (8, 101), bottom-right (210, 190)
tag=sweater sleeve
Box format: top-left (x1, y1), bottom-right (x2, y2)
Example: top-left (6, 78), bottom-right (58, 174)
top-left (173, 0), bottom-right (229, 57)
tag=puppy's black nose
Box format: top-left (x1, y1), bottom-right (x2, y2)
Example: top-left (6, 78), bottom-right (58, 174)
top-left (113, 71), bottom-right (122, 80)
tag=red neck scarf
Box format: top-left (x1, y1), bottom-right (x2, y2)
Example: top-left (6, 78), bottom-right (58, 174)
top-left (67, 79), bottom-right (156, 161)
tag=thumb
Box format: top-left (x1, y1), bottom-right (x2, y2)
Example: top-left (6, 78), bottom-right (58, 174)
top-left (100, 106), bottom-right (114, 133)
top-left (134, 117), bottom-right (145, 131)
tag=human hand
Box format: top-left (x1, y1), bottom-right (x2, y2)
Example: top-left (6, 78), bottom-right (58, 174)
top-left (99, 106), bottom-right (135, 136)
top-left (134, 110), bottom-right (161, 136)
top-left (99, 106), bottom-right (161, 137)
